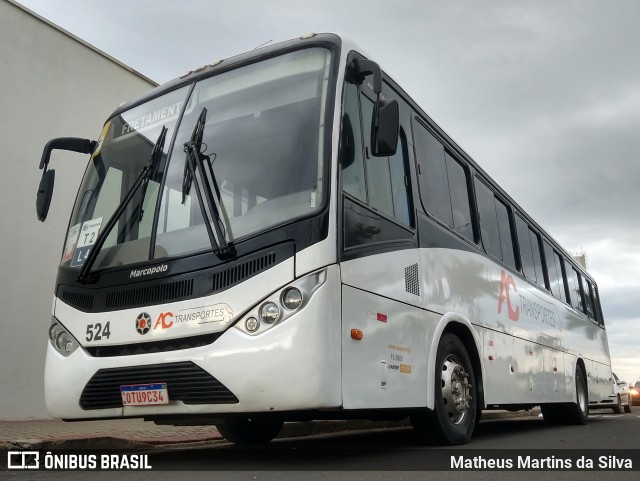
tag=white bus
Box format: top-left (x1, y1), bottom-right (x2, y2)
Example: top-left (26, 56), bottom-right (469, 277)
top-left (37, 33), bottom-right (614, 445)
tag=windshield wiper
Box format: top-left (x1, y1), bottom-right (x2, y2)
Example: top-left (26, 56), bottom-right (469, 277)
top-left (182, 108), bottom-right (236, 259)
top-left (77, 126), bottom-right (168, 284)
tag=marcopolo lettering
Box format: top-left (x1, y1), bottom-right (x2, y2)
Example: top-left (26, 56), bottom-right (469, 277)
top-left (130, 264), bottom-right (168, 278)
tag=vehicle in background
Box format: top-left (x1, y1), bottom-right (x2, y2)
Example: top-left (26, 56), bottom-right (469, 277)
top-left (630, 381), bottom-right (640, 406)
top-left (612, 372), bottom-right (631, 413)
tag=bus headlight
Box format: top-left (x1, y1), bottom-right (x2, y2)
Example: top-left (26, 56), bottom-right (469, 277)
top-left (282, 287), bottom-right (303, 310)
top-left (259, 302), bottom-right (281, 324)
top-left (235, 268), bottom-right (326, 336)
top-left (49, 318), bottom-right (79, 357)
top-left (245, 317), bottom-right (260, 333)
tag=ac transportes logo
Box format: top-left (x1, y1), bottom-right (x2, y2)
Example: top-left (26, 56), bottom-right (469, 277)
top-left (133, 305), bottom-right (235, 334)
top-left (497, 270), bottom-right (558, 328)
top-left (498, 270), bottom-right (520, 321)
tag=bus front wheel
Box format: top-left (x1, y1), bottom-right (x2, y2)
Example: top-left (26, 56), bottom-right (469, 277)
top-left (411, 333), bottom-right (478, 445)
top-left (216, 417), bottom-right (283, 445)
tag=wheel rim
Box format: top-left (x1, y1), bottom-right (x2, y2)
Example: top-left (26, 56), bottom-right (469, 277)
top-left (441, 354), bottom-right (472, 425)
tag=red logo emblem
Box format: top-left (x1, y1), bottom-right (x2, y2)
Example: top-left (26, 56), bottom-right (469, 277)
top-left (153, 312), bottom-right (174, 330)
top-left (498, 270), bottom-right (519, 321)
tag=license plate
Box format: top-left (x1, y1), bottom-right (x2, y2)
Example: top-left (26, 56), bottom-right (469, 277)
top-left (120, 383), bottom-right (169, 406)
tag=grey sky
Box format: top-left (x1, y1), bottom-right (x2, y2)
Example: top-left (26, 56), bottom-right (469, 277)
top-left (17, 0), bottom-right (640, 382)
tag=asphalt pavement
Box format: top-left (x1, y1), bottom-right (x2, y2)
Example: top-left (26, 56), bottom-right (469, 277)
top-left (0, 409), bottom-right (541, 450)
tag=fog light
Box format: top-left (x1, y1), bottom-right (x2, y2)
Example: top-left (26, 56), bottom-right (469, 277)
top-left (245, 317), bottom-right (260, 332)
top-left (64, 340), bottom-right (74, 353)
top-left (259, 302), bottom-right (280, 324)
top-left (282, 288), bottom-right (303, 310)
top-left (55, 331), bottom-right (69, 351)
top-left (49, 324), bottom-right (59, 341)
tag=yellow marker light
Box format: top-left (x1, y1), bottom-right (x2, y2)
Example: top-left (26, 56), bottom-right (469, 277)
top-left (351, 329), bottom-right (363, 340)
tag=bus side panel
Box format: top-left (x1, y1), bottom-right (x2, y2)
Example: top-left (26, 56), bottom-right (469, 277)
top-left (341, 284), bottom-right (429, 409)
top-left (480, 328), bottom-right (515, 405)
top-left (560, 308), bottom-right (613, 405)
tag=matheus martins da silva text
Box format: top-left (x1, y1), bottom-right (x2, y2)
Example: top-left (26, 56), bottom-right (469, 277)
top-left (451, 455), bottom-right (633, 470)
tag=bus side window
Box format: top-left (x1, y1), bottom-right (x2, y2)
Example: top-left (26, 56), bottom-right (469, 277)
top-left (360, 93), bottom-right (412, 226)
top-left (543, 240), bottom-right (560, 297)
top-left (554, 251), bottom-right (568, 304)
top-left (412, 120), bottom-right (452, 226)
top-left (474, 178), bottom-right (501, 261)
top-left (582, 276), bottom-right (596, 320)
top-left (494, 197), bottom-right (516, 270)
top-left (412, 120), bottom-right (472, 239)
top-left (529, 229), bottom-right (546, 289)
top-left (569, 267), bottom-right (583, 312)
top-left (592, 283), bottom-right (604, 326)
top-left (341, 84), bottom-right (366, 202)
top-left (445, 153), bottom-right (474, 242)
top-left (515, 214), bottom-right (537, 282)
top-left (341, 82), bottom-right (413, 228)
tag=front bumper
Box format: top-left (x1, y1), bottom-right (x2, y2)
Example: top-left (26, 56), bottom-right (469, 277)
top-left (45, 266), bottom-right (343, 419)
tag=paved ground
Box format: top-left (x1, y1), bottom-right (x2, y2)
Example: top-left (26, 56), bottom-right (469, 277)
top-left (0, 410), bottom-right (542, 450)
top-left (0, 418), bottom-right (222, 448)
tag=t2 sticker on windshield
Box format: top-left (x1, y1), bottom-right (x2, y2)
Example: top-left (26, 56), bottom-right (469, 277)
top-left (71, 218), bottom-right (103, 267)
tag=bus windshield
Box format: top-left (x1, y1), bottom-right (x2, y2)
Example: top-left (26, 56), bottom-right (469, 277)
top-left (62, 47), bottom-right (332, 272)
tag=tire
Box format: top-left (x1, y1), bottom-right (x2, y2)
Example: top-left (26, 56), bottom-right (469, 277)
top-left (411, 333), bottom-right (478, 445)
top-left (216, 417), bottom-right (283, 445)
top-left (612, 395), bottom-right (622, 414)
top-left (624, 399), bottom-right (631, 413)
top-left (565, 364), bottom-right (588, 425)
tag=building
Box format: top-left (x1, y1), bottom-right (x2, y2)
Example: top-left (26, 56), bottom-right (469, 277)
top-left (0, 0), bottom-right (156, 419)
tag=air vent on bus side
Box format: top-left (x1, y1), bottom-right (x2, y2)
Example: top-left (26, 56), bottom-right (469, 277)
top-left (405, 263), bottom-right (420, 296)
top-left (61, 290), bottom-right (94, 310)
top-left (212, 252), bottom-right (277, 293)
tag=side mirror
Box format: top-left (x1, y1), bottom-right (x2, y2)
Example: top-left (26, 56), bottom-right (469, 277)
top-left (371, 98), bottom-right (399, 157)
top-left (36, 137), bottom-right (96, 222)
top-left (36, 169), bottom-right (55, 222)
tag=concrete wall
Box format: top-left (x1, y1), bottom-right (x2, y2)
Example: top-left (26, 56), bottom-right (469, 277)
top-left (0, 0), bottom-right (156, 419)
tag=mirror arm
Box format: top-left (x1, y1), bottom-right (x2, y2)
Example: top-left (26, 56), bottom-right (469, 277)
top-left (346, 58), bottom-right (382, 95)
top-left (39, 137), bottom-right (97, 171)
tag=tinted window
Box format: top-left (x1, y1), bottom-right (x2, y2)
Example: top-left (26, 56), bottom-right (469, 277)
top-left (582, 276), bottom-right (596, 320)
top-left (341, 84), bottom-right (366, 201)
top-left (530, 230), bottom-right (545, 288)
top-left (592, 284), bottom-right (604, 325)
top-left (361, 95), bottom-right (394, 217)
top-left (543, 241), bottom-right (560, 296)
top-left (342, 85), bottom-right (412, 227)
top-left (554, 252), bottom-right (568, 303)
top-left (474, 178), bottom-right (501, 260)
top-left (446, 153), bottom-right (473, 241)
top-left (515, 214), bottom-right (537, 282)
top-left (495, 199), bottom-right (516, 270)
top-left (413, 121), bottom-right (452, 225)
top-left (389, 132), bottom-right (412, 226)
top-left (569, 267), bottom-right (583, 312)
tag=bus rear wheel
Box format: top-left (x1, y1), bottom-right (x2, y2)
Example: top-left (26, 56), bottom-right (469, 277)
top-left (566, 364), bottom-right (588, 424)
top-left (541, 364), bottom-right (588, 425)
top-left (411, 333), bottom-right (477, 445)
top-left (216, 417), bottom-right (283, 445)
